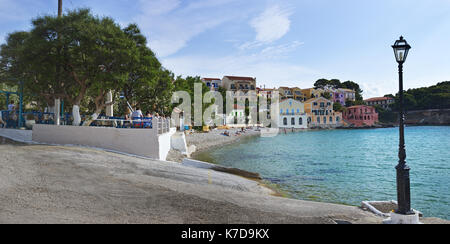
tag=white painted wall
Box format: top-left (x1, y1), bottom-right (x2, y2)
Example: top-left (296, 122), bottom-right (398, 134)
top-left (32, 124), bottom-right (175, 161)
top-left (279, 114), bottom-right (308, 129)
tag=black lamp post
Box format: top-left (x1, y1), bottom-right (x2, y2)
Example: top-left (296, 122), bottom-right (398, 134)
top-left (392, 36), bottom-right (413, 215)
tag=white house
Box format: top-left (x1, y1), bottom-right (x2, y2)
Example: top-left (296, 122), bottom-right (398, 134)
top-left (278, 98), bottom-right (308, 129)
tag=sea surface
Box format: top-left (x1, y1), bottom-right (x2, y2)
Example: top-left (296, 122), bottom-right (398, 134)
top-left (194, 126), bottom-right (450, 220)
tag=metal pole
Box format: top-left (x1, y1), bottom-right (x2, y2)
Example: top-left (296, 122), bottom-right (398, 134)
top-left (395, 63), bottom-right (413, 215)
top-left (58, 0), bottom-right (62, 17)
top-left (5, 93), bottom-right (9, 109)
top-left (18, 81), bottom-right (24, 127)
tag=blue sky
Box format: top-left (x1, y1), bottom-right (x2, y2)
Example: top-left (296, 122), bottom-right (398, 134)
top-left (1, 0), bottom-right (450, 98)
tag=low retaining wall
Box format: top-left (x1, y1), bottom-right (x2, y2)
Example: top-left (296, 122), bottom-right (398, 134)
top-left (32, 124), bottom-right (175, 161)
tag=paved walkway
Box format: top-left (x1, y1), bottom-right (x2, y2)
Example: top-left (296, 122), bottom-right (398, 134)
top-left (0, 140), bottom-right (383, 224)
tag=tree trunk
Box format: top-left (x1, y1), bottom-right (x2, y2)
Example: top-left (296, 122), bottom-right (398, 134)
top-left (82, 110), bottom-right (101, 127)
top-left (72, 105), bottom-right (81, 126)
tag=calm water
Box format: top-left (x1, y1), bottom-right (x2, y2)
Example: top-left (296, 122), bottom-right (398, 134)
top-left (195, 126), bottom-right (450, 220)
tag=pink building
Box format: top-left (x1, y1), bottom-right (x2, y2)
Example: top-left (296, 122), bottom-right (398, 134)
top-left (343, 105), bottom-right (379, 127)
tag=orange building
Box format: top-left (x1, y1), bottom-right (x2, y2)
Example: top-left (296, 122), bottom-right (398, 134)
top-left (304, 97), bottom-right (342, 127)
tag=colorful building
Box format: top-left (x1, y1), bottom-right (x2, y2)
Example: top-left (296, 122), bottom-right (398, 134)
top-left (279, 98), bottom-right (308, 129)
top-left (338, 88), bottom-right (356, 102)
top-left (278, 87), bottom-right (305, 102)
top-left (221, 76), bottom-right (256, 92)
top-left (343, 105), bottom-right (379, 127)
top-left (364, 97), bottom-right (395, 110)
top-left (304, 97), bottom-right (342, 128)
top-left (201, 78), bottom-right (222, 91)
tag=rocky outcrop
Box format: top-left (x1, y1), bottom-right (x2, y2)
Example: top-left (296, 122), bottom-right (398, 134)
top-left (405, 109), bottom-right (450, 125)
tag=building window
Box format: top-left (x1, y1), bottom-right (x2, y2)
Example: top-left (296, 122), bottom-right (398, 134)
top-left (336, 117), bottom-right (340, 122)
top-left (292, 109), bottom-right (294, 115)
top-left (317, 117), bottom-right (320, 124)
top-left (299, 117), bottom-right (303, 125)
top-left (283, 117), bottom-right (288, 126)
top-left (291, 117), bottom-right (295, 125)
top-left (297, 109), bottom-right (300, 114)
top-left (330, 117), bottom-right (333, 123)
top-left (324, 117), bottom-right (327, 124)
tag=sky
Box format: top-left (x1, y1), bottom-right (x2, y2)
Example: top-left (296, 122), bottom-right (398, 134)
top-left (1, 0), bottom-right (450, 98)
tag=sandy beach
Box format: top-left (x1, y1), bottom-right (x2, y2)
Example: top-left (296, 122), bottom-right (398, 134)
top-left (167, 128), bottom-right (261, 163)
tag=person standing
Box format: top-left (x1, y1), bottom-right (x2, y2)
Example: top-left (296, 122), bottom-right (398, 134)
top-left (131, 106), bottom-right (143, 119)
top-left (131, 106), bottom-right (143, 128)
top-left (7, 101), bottom-right (15, 111)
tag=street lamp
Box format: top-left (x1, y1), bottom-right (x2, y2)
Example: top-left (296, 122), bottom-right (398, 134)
top-left (392, 36), bottom-right (414, 216)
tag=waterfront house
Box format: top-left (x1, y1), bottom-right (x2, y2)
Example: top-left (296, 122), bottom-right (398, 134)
top-left (304, 97), bottom-right (342, 128)
top-left (277, 87), bottom-right (305, 102)
top-left (364, 97), bottom-right (395, 110)
top-left (279, 98), bottom-right (308, 129)
top-left (201, 78), bottom-right (222, 91)
top-left (221, 76), bottom-right (256, 92)
top-left (331, 89), bottom-right (346, 106)
top-left (225, 104), bottom-right (257, 127)
top-left (301, 88), bottom-right (323, 100)
top-left (338, 88), bottom-right (356, 102)
top-left (257, 87), bottom-right (275, 100)
top-left (343, 105), bottom-right (379, 127)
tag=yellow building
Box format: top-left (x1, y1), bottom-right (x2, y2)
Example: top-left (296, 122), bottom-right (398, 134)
top-left (278, 87), bottom-right (305, 101)
top-left (301, 88), bottom-right (325, 100)
top-left (304, 97), bottom-right (342, 128)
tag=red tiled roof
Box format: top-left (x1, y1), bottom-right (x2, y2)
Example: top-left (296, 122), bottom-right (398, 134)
top-left (224, 76), bottom-right (255, 81)
top-left (364, 97), bottom-right (394, 102)
top-left (202, 78), bottom-right (221, 81)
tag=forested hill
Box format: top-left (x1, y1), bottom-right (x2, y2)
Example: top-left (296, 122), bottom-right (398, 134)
top-left (390, 81), bottom-right (450, 111)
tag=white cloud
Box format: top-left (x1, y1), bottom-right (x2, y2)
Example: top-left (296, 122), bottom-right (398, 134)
top-left (162, 40), bottom-right (316, 89)
top-left (251, 5), bottom-right (293, 43)
top-left (134, 0), bottom-right (237, 57)
top-left (138, 0), bottom-right (181, 16)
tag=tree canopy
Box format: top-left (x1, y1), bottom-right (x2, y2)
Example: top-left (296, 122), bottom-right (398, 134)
top-left (0, 8), bottom-right (175, 125)
top-left (391, 81), bottom-right (450, 111)
top-left (313, 78), bottom-right (364, 101)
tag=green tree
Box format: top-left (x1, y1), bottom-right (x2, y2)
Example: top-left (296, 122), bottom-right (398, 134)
top-left (333, 102), bottom-right (344, 112)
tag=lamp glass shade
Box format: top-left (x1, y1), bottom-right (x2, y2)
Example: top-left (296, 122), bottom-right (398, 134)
top-left (392, 36), bottom-right (411, 63)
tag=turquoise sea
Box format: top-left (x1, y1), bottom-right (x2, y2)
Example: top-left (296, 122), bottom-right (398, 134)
top-left (194, 126), bottom-right (450, 220)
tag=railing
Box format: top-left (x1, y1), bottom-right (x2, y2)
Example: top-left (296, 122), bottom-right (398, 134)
top-left (156, 118), bottom-right (170, 135)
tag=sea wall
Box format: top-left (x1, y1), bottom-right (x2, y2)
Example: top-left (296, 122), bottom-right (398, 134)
top-left (405, 109), bottom-right (450, 125)
top-left (32, 124), bottom-right (175, 160)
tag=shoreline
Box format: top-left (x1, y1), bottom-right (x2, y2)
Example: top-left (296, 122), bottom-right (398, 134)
top-left (0, 130), bottom-right (448, 223)
top-left (0, 133), bottom-right (386, 224)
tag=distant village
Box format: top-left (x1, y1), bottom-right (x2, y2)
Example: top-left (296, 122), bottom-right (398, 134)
top-left (201, 76), bottom-right (395, 129)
